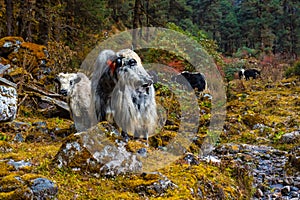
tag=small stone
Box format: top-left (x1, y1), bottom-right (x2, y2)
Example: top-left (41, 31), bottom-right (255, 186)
top-left (255, 188), bottom-right (264, 198)
top-left (281, 186), bottom-right (290, 196)
top-left (277, 179), bottom-right (284, 184)
top-left (261, 153), bottom-right (271, 159)
top-left (0, 141), bottom-right (13, 153)
top-left (293, 181), bottom-right (300, 188)
top-left (33, 121), bottom-right (47, 128)
top-left (197, 188), bottom-right (203, 198)
top-left (290, 186), bottom-right (299, 192)
top-left (283, 178), bottom-right (291, 185)
top-left (137, 148), bottom-right (147, 157)
top-left (270, 184), bottom-right (283, 190)
top-left (30, 178), bottom-right (58, 199)
top-left (13, 133), bottom-right (24, 142)
top-left (281, 131), bottom-right (300, 143)
top-left (290, 191), bottom-right (299, 198)
top-left (271, 192), bottom-right (281, 198)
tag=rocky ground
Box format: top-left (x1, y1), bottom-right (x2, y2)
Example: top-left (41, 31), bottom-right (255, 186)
top-left (217, 77), bottom-right (300, 200)
top-left (0, 36), bottom-right (300, 199)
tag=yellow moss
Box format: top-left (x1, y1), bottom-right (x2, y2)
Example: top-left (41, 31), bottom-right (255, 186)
top-left (0, 162), bottom-right (14, 177)
top-left (0, 191), bottom-right (16, 199)
top-left (1, 172), bottom-right (24, 185)
top-left (46, 117), bottom-right (73, 130)
top-left (4, 68), bottom-right (299, 199)
top-left (21, 173), bottom-right (44, 183)
top-left (0, 140), bottom-right (12, 149)
top-left (8, 67), bottom-right (28, 77)
top-left (126, 140), bottom-right (147, 152)
top-left (230, 144), bottom-right (240, 152)
top-left (1, 142), bottom-right (61, 164)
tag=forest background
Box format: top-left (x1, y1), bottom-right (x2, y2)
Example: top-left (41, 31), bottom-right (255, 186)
top-left (1, 0), bottom-right (299, 73)
top-left (0, 1), bottom-right (300, 199)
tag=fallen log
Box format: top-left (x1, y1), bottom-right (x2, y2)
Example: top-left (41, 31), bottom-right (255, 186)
top-left (39, 94), bottom-right (70, 112)
top-left (21, 83), bottom-right (69, 112)
top-left (19, 91), bottom-right (70, 112)
top-left (24, 84), bottom-right (61, 97)
top-left (0, 77), bottom-right (17, 88)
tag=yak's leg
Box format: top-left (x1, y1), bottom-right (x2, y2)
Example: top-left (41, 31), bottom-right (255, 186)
top-left (134, 130), bottom-right (148, 146)
top-left (121, 130), bottom-right (129, 143)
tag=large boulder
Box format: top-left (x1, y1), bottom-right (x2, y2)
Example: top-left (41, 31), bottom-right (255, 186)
top-left (281, 130), bottom-right (300, 144)
top-left (0, 36), bottom-right (50, 84)
top-left (0, 83), bottom-right (17, 122)
top-left (52, 122), bottom-right (142, 177)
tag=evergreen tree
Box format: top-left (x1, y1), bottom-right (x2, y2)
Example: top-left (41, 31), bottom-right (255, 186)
top-left (218, 0), bottom-right (240, 54)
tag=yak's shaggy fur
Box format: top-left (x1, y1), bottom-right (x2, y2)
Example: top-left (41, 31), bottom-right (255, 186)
top-left (57, 72), bottom-right (97, 132)
top-left (91, 49), bottom-right (157, 140)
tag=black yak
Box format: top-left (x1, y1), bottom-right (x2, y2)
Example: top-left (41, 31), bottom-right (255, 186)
top-left (171, 71), bottom-right (208, 94)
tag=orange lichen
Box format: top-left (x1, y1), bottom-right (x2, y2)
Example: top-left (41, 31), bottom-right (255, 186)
top-left (20, 42), bottom-right (47, 60)
top-left (0, 36), bottom-right (24, 47)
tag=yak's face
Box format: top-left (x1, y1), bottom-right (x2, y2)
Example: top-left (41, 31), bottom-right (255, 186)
top-left (56, 73), bottom-right (81, 96)
top-left (114, 57), bottom-right (153, 95)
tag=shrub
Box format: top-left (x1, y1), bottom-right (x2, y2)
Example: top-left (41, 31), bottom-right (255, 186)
top-left (222, 59), bottom-right (246, 81)
top-left (233, 47), bottom-right (259, 59)
top-left (285, 61), bottom-right (300, 77)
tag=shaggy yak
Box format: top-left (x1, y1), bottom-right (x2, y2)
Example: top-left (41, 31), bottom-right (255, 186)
top-left (56, 72), bottom-right (97, 132)
top-left (239, 68), bottom-right (261, 80)
top-left (91, 49), bottom-right (157, 141)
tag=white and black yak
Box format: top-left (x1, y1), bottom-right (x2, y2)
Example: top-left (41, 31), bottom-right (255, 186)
top-left (239, 69), bottom-right (260, 80)
top-left (56, 72), bottom-right (97, 132)
top-left (91, 49), bottom-right (158, 141)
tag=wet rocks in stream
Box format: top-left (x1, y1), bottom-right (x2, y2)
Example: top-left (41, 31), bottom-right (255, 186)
top-left (212, 143), bottom-right (300, 200)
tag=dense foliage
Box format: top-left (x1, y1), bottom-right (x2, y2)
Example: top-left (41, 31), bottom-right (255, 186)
top-left (1, 0), bottom-right (299, 66)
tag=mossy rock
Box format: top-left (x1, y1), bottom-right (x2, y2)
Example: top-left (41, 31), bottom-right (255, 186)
top-left (52, 123), bottom-right (142, 176)
top-left (0, 36), bottom-right (24, 46)
top-left (0, 36), bottom-right (24, 57)
top-left (242, 113), bottom-right (265, 128)
top-left (0, 172), bottom-right (57, 199)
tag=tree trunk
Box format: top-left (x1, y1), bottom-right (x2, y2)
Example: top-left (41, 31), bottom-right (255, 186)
top-left (132, 0), bottom-right (142, 49)
top-left (5, 0), bottom-right (13, 36)
top-left (36, 0), bottom-right (50, 45)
